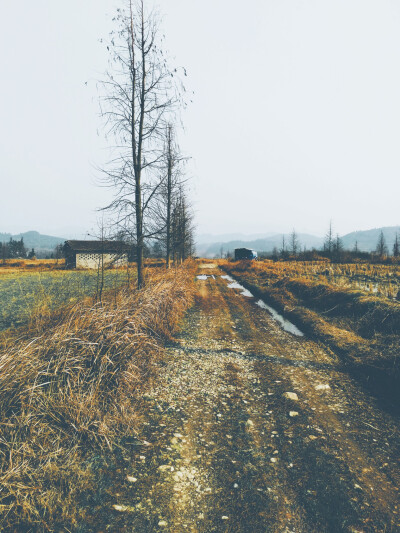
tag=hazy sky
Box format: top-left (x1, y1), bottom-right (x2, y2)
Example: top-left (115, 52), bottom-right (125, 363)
top-left (1, 0), bottom-right (400, 238)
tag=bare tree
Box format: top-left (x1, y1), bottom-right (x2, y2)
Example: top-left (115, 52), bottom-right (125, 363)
top-left (159, 124), bottom-right (186, 268)
top-left (393, 233), bottom-right (399, 258)
top-left (376, 230), bottom-right (388, 258)
top-left (324, 220), bottom-right (334, 256)
top-left (289, 229), bottom-right (299, 256)
top-left (279, 235), bottom-right (287, 259)
top-left (164, 125), bottom-right (174, 268)
top-left (332, 233), bottom-right (343, 262)
top-left (171, 189), bottom-right (194, 263)
top-left (100, 0), bottom-right (183, 288)
top-left (88, 219), bottom-right (112, 304)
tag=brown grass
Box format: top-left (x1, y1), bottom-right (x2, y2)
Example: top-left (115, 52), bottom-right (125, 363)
top-left (221, 260), bottom-right (400, 409)
top-left (0, 258), bottom-right (165, 274)
top-left (0, 262), bottom-right (195, 530)
top-left (0, 258), bottom-right (66, 274)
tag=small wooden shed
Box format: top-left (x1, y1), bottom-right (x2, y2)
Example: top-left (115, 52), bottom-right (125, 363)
top-left (63, 240), bottom-right (130, 269)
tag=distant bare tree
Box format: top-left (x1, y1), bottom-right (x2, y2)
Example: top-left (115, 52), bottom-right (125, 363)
top-left (332, 233), bottom-right (343, 262)
top-left (158, 124), bottom-right (187, 268)
top-left (393, 233), bottom-right (399, 257)
top-left (100, 0), bottom-right (184, 288)
top-left (324, 220), bottom-right (334, 256)
top-left (87, 219), bottom-right (112, 303)
top-left (171, 189), bottom-right (194, 263)
top-left (376, 230), bottom-right (388, 257)
top-left (279, 235), bottom-right (287, 258)
top-left (151, 240), bottom-right (163, 258)
top-left (289, 229), bottom-right (299, 256)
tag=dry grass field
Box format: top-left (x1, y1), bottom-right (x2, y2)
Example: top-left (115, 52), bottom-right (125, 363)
top-left (222, 259), bottom-right (400, 299)
top-left (0, 258), bottom-right (66, 272)
top-left (221, 259), bottom-right (400, 409)
top-left (0, 262), bottom-right (195, 531)
top-left (1, 260), bottom-right (400, 531)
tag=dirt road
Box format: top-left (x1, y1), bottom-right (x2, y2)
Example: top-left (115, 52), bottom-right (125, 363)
top-left (102, 264), bottom-right (400, 532)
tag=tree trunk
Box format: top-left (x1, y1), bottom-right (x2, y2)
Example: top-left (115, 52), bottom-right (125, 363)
top-left (136, 172), bottom-right (144, 288)
top-left (166, 155), bottom-right (172, 269)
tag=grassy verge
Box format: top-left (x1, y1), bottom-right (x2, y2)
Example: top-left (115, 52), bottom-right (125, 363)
top-left (0, 263), bottom-right (195, 531)
top-left (221, 260), bottom-right (400, 409)
top-left (0, 268), bottom-right (135, 332)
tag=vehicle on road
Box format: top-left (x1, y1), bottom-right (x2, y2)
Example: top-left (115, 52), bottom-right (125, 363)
top-left (234, 248), bottom-right (258, 260)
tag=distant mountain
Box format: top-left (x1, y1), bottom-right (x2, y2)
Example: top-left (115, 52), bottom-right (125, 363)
top-left (0, 231), bottom-right (66, 253)
top-left (197, 233), bottom-right (324, 258)
top-left (341, 226), bottom-right (400, 252)
top-left (2, 226), bottom-right (399, 258)
top-left (196, 226), bottom-right (400, 257)
top-left (196, 232), bottom-right (277, 245)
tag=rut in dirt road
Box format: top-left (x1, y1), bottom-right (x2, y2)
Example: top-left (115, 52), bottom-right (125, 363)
top-left (105, 264), bottom-right (400, 533)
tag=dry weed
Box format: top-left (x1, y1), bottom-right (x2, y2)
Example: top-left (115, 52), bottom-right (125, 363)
top-left (0, 263), bottom-right (195, 530)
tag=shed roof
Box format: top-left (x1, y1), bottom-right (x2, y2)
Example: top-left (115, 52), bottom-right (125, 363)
top-left (64, 240), bottom-right (130, 253)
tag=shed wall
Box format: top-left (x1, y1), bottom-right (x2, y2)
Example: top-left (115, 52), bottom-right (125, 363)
top-left (76, 253), bottom-right (128, 269)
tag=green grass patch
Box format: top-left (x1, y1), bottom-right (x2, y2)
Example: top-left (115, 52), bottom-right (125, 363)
top-left (0, 269), bottom-right (133, 331)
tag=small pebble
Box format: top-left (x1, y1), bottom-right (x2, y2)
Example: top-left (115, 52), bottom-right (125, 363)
top-left (158, 465), bottom-right (173, 472)
top-left (315, 384), bottom-right (330, 391)
top-left (284, 392), bottom-right (298, 401)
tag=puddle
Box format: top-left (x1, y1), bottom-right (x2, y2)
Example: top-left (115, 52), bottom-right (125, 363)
top-left (255, 300), bottom-right (304, 337)
top-left (222, 274), bottom-right (253, 296)
top-left (227, 281), bottom-right (253, 298)
top-left (198, 272), bottom-right (304, 337)
top-left (222, 274), bottom-right (304, 337)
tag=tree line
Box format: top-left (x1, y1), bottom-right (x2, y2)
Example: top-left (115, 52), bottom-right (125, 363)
top-left (1, 239), bottom-right (35, 260)
top-left (100, 0), bottom-right (195, 288)
top-left (264, 223), bottom-right (400, 263)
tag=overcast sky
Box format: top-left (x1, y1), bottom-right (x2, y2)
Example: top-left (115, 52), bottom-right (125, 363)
top-left (1, 0), bottom-right (400, 238)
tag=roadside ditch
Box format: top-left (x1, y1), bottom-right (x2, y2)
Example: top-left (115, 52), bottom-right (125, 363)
top-left (220, 263), bottom-right (400, 413)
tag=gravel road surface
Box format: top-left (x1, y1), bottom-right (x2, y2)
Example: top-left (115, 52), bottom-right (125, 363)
top-left (102, 264), bottom-right (400, 532)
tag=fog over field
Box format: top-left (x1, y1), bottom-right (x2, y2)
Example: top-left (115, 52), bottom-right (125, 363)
top-left (1, 0), bottom-right (400, 237)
